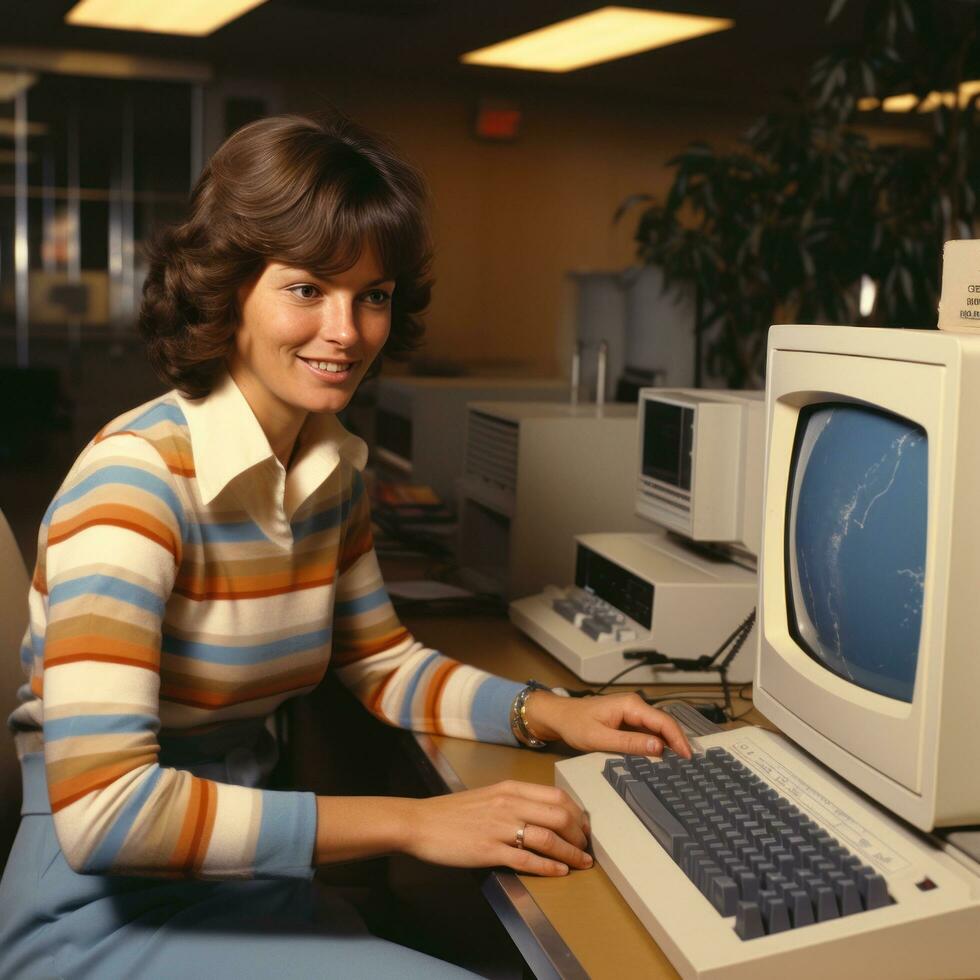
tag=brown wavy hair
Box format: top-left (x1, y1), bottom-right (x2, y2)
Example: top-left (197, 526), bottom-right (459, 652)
top-left (140, 112), bottom-right (431, 397)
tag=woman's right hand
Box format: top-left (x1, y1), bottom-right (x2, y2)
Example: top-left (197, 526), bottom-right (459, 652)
top-left (400, 780), bottom-right (593, 877)
top-left (315, 782), bottom-right (592, 875)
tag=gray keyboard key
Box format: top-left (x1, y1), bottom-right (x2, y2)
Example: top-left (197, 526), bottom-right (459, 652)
top-left (552, 599), bottom-right (580, 622)
top-left (788, 889), bottom-right (814, 927)
top-left (709, 875), bottom-right (739, 916)
top-left (735, 868), bottom-right (759, 902)
top-left (760, 890), bottom-right (790, 934)
top-left (814, 885), bottom-right (839, 921)
top-left (621, 779), bottom-right (692, 858)
top-left (735, 901), bottom-right (765, 940)
top-left (857, 868), bottom-right (890, 909)
top-left (830, 874), bottom-right (862, 916)
top-left (580, 617), bottom-right (612, 640)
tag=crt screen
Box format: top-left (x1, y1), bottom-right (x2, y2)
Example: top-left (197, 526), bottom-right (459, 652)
top-left (643, 400), bottom-right (693, 489)
top-left (786, 403), bottom-right (927, 703)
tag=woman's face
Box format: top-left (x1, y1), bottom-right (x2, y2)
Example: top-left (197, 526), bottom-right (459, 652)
top-left (228, 247), bottom-right (394, 434)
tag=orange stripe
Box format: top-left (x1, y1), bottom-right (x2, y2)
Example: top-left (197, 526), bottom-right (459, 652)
top-left (49, 753), bottom-right (157, 812)
top-left (423, 660), bottom-right (459, 736)
top-left (153, 449), bottom-right (195, 478)
top-left (48, 519), bottom-right (179, 560)
top-left (160, 668), bottom-right (324, 709)
top-left (49, 510), bottom-right (178, 560)
top-left (44, 652), bottom-right (159, 672)
top-left (170, 778), bottom-right (204, 869)
top-left (30, 674), bottom-right (43, 697)
top-left (32, 564), bottom-right (48, 595)
top-left (46, 634), bottom-right (159, 671)
top-left (331, 627), bottom-right (410, 666)
top-left (173, 574), bottom-right (335, 602)
top-left (368, 671), bottom-right (396, 719)
top-left (192, 780), bottom-right (218, 871)
top-left (339, 528), bottom-right (373, 573)
top-left (95, 429), bottom-right (196, 478)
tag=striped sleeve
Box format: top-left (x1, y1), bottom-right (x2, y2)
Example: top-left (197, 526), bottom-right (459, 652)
top-left (40, 433), bottom-right (316, 879)
top-left (331, 471), bottom-right (523, 745)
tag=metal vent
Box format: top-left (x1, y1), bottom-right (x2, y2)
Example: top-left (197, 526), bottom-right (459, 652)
top-left (465, 410), bottom-right (519, 495)
top-left (638, 479), bottom-right (691, 516)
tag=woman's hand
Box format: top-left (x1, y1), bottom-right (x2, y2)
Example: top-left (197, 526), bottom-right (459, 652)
top-left (402, 780), bottom-right (593, 877)
top-left (316, 782), bottom-right (592, 876)
top-left (522, 691), bottom-right (693, 759)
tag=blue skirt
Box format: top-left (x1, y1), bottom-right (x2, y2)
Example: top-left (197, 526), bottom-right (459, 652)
top-left (0, 759), bottom-right (474, 980)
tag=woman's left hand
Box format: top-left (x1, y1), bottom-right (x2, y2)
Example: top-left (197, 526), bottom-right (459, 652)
top-left (522, 690), bottom-right (693, 758)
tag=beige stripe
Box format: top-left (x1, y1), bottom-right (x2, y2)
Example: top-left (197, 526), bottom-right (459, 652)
top-left (161, 645), bottom-right (329, 684)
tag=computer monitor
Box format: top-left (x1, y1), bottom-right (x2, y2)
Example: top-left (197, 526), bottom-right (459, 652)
top-left (636, 389), bottom-right (764, 562)
top-left (756, 323), bottom-right (980, 832)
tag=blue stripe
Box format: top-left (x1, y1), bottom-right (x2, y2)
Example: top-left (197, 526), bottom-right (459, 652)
top-left (350, 471), bottom-right (365, 504)
top-left (334, 587), bottom-right (389, 618)
top-left (83, 766), bottom-right (163, 873)
top-left (192, 520), bottom-right (268, 544)
top-left (20, 633), bottom-right (37, 668)
top-left (291, 500), bottom-right (344, 542)
top-left (161, 628), bottom-right (331, 665)
top-left (120, 402), bottom-right (187, 432)
top-left (253, 789), bottom-right (318, 878)
top-left (470, 676), bottom-right (525, 746)
top-left (44, 465), bottom-right (186, 541)
top-left (45, 713), bottom-right (159, 742)
top-left (49, 574), bottom-right (166, 617)
top-left (397, 650), bottom-right (442, 729)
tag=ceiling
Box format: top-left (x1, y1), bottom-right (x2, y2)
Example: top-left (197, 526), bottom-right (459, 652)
top-left (0, 1), bottom-right (876, 110)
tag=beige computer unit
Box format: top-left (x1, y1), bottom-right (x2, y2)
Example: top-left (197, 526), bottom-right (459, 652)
top-left (557, 325), bottom-right (980, 979)
top-left (456, 401), bottom-right (649, 599)
top-left (510, 389), bottom-right (765, 684)
top-left (372, 376), bottom-right (568, 505)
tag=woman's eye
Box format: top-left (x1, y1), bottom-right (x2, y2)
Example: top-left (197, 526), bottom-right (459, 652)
top-left (361, 289), bottom-right (392, 306)
top-left (288, 284), bottom-right (320, 300)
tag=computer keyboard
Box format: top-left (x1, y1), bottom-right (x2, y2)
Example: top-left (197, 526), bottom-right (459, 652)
top-left (602, 747), bottom-right (889, 938)
top-left (556, 727), bottom-right (980, 979)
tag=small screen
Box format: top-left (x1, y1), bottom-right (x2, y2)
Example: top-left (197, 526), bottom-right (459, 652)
top-left (643, 400), bottom-right (693, 490)
top-left (786, 403), bottom-right (927, 703)
top-left (576, 545), bottom-right (654, 628)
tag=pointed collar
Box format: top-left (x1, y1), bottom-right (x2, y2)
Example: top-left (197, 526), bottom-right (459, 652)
top-left (175, 370), bottom-right (367, 508)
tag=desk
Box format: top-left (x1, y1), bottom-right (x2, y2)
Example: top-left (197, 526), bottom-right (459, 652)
top-left (397, 608), bottom-right (766, 980)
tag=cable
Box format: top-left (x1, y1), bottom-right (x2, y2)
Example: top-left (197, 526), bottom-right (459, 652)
top-left (591, 659), bottom-right (663, 694)
top-left (583, 609), bottom-right (758, 722)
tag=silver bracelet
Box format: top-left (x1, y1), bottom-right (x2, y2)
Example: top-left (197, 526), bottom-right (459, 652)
top-left (509, 680), bottom-right (549, 749)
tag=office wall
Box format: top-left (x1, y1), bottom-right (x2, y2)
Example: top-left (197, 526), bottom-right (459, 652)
top-left (282, 77), bottom-right (751, 377)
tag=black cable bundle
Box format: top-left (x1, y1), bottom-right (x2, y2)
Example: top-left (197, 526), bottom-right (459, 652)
top-left (583, 609), bottom-right (758, 720)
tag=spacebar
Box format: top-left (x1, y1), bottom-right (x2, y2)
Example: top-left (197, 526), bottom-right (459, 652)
top-left (622, 780), bottom-right (690, 859)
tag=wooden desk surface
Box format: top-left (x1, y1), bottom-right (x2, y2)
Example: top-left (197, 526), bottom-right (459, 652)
top-left (399, 608), bottom-right (767, 980)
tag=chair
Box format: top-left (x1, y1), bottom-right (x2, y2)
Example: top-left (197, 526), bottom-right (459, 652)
top-left (0, 508), bottom-right (30, 874)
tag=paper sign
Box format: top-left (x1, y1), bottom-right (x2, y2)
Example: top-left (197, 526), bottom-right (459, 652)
top-left (938, 239), bottom-right (980, 332)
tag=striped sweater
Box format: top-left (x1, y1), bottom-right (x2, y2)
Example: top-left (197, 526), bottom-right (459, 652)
top-left (9, 372), bottom-right (523, 880)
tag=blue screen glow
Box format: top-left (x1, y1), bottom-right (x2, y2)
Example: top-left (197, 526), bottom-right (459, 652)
top-left (787, 403), bottom-right (927, 703)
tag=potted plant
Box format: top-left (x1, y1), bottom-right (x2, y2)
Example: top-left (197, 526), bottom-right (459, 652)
top-left (621, 0), bottom-right (980, 388)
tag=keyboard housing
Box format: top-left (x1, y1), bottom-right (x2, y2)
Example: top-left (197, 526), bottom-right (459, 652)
top-left (556, 726), bottom-right (980, 979)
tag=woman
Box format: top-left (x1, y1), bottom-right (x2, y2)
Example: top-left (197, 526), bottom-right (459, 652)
top-left (0, 113), bottom-right (690, 979)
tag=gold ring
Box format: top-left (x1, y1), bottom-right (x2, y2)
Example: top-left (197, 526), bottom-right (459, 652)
top-left (515, 823), bottom-right (527, 849)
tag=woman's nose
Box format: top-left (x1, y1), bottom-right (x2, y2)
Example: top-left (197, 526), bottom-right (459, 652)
top-left (319, 297), bottom-right (358, 346)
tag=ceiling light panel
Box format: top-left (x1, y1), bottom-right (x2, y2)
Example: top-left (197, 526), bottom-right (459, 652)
top-left (461, 6), bottom-right (734, 73)
top-left (65, 0), bottom-right (269, 37)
